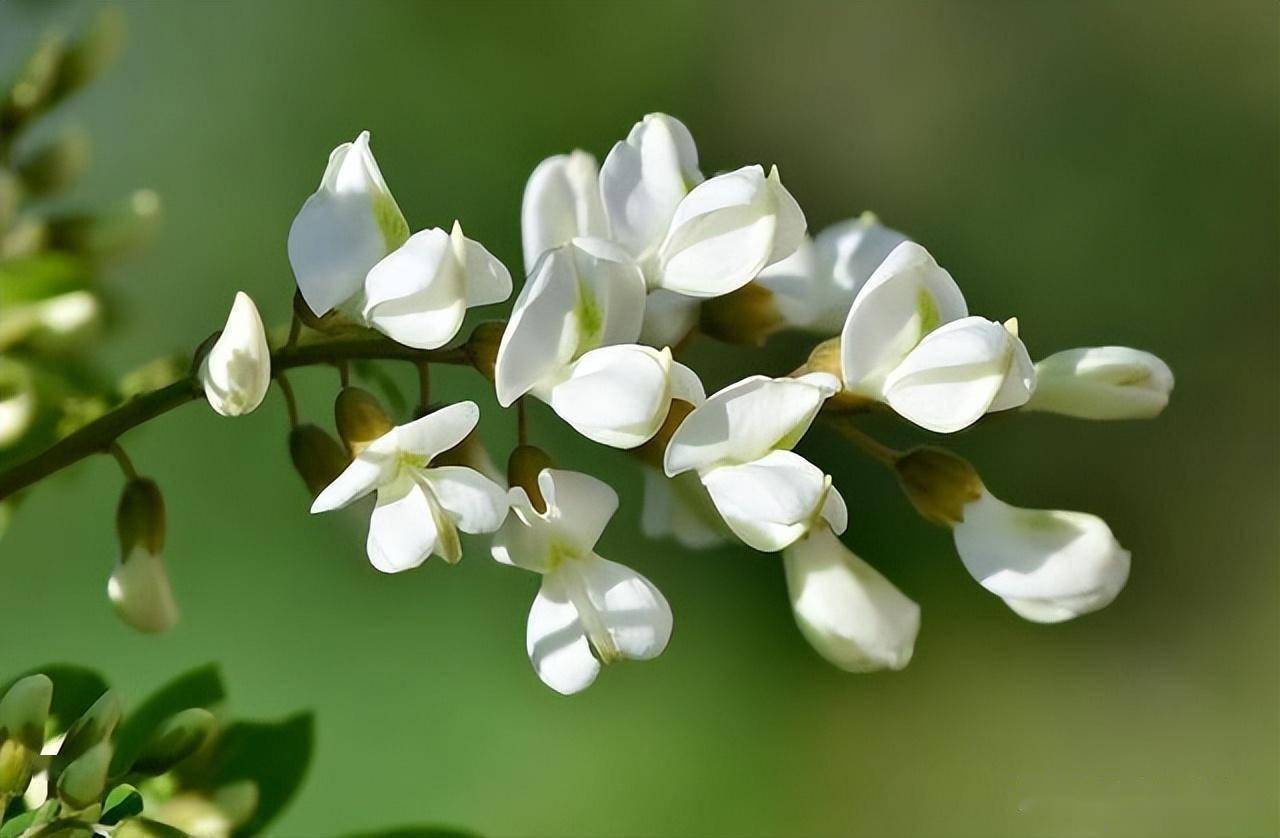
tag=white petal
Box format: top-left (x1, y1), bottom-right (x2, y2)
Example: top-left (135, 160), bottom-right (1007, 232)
top-left (638, 288), bottom-right (700, 348)
top-left (310, 439), bottom-right (395, 514)
top-left (657, 165), bottom-right (779, 298)
top-left (200, 292), bottom-right (271, 417)
top-left (839, 241), bottom-right (968, 395)
top-left (520, 151), bottom-right (607, 273)
top-left (663, 373), bottom-right (837, 476)
top-left (1026, 346), bottom-right (1174, 420)
top-left (764, 166), bottom-right (807, 264)
top-left (756, 237), bottom-right (819, 329)
top-left (422, 465), bottom-right (508, 534)
top-left (640, 469), bottom-right (727, 549)
top-left (362, 228), bottom-right (465, 350)
top-left (599, 113), bottom-right (702, 259)
top-left (700, 450), bottom-right (832, 552)
top-left (288, 132), bottom-right (406, 316)
top-left (366, 477), bottom-right (441, 573)
top-left (537, 468), bottom-right (618, 553)
top-left (450, 221), bottom-right (513, 307)
top-left (546, 344), bottom-right (679, 448)
top-left (527, 573), bottom-right (600, 695)
top-left (883, 316), bottom-right (1028, 433)
top-left (568, 554), bottom-right (672, 662)
top-left (568, 236), bottom-right (647, 347)
top-left (491, 487), bottom-right (555, 573)
top-left (108, 548), bottom-right (179, 634)
top-left (953, 489), bottom-right (1131, 622)
top-left (394, 401), bottom-right (480, 462)
top-left (783, 524), bottom-right (919, 672)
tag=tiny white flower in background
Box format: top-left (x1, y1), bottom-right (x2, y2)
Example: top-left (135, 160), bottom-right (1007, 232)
top-left (492, 468), bottom-right (672, 695)
top-left (640, 468), bottom-right (728, 550)
top-left (0, 359), bottom-right (35, 448)
top-left (311, 402), bottom-right (508, 572)
top-left (34, 291), bottom-right (101, 338)
top-left (664, 373), bottom-right (846, 552)
top-left (288, 131), bottom-right (408, 317)
top-left (200, 292), bottom-right (271, 418)
top-left (361, 221), bottom-right (512, 349)
top-left (882, 316), bottom-right (1035, 433)
top-left (953, 489), bottom-right (1130, 623)
top-left (1025, 346), bottom-right (1173, 420)
top-left (758, 212), bottom-right (909, 334)
top-left (109, 546), bottom-right (179, 634)
top-left (784, 521), bottom-right (920, 672)
top-left (520, 150), bottom-right (607, 274)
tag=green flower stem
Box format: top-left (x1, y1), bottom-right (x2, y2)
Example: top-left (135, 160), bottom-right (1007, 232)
top-left (823, 416), bottom-right (902, 467)
top-left (0, 333), bottom-right (472, 501)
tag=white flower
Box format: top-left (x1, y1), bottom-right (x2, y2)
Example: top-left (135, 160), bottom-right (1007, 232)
top-left (520, 150), bottom-right (607, 274)
top-left (108, 547), bottom-right (179, 634)
top-left (288, 131), bottom-right (408, 317)
top-left (640, 468), bottom-right (727, 549)
top-left (1025, 346), bottom-right (1173, 420)
top-left (758, 212), bottom-right (909, 334)
top-left (664, 373), bottom-right (846, 552)
top-left (492, 468), bottom-right (672, 695)
top-left (200, 292), bottom-right (271, 417)
top-left (882, 316), bottom-right (1035, 433)
top-left (495, 240), bottom-right (702, 448)
top-left (310, 402), bottom-right (508, 572)
top-left (783, 522), bottom-right (920, 672)
top-left (0, 359), bottom-right (35, 448)
top-left (361, 221), bottom-right (512, 349)
top-left (953, 489), bottom-right (1130, 623)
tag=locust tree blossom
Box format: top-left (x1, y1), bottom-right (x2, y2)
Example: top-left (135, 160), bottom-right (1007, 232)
top-left (491, 468), bottom-right (672, 695)
top-left (1025, 346), bottom-right (1173, 420)
top-left (0, 360), bottom-right (35, 448)
top-left (200, 292), bottom-right (271, 417)
top-left (311, 402), bottom-right (508, 572)
top-left (520, 150), bottom-right (607, 273)
top-left (109, 479), bottom-right (178, 634)
top-left (664, 373), bottom-right (846, 552)
top-left (953, 489), bottom-right (1130, 622)
top-left (495, 240), bottom-right (703, 448)
top-left (839, 242), bottom-right (1034, 432)
top-left (783, 522), bottom-right (920, 672)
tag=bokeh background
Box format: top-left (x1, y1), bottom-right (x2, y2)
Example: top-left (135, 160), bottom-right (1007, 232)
top-left (1, 1), bottom-right (1276, 835)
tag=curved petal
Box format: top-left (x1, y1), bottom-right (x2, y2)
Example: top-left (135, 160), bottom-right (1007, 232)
top-left (450, 221), bottom-right (513, 307)
top-left (362, 228), bottom-right (465, 350)
top-left (422, 465), bottom-right (508, 534)
top-left (1026, 346), bottom-right (1174, 420)
top-left (668, 360), bottom-right (706, 406)
top-left (527, 573), bottom-right (601, 695)
top-left (568, 236), bottom-right (646, 348)
top-left (700, 450), bottom-right (831, 552)
top-left (638, 288), bottom-right (701, 348)
top-left (536, 468), bottom-right (618, 554)
top-left (663, 373), bottom-right (837, 475)
top-left (546, 344), bottom-right (674, 448)
top-left (783, 524), bottom-right (919, 672)
top-left (311, 442), bottom-right (395, 514)
top-left (883, 316), bottom-right (1025, 433)
top-left (108, 549), bottom-right (179, 634)
top-left (491, 487), bottom-right (554, 573)
top-left (395, 401), bottom-right (481, 462)
top-left (494, 248), bottom-right (582, 406)
top-left (987, 321), bottom-right (1037, 413)
top-left (765, 165), bottom-right (807, 264)
top-left (570, 555), bottom-right (672, 662)
top-left (201, 292), bottom-right (271, 417)
top-left (599, 113), bottom-right (702, 258)
top-left (521, 151), bottom-right (607, 273)
top-left (839, 241), bottom-right (968, 395)
top-left (953, 490), bottom-right (1131, 622)
top-left (366, 477), bottom-right (440, 573)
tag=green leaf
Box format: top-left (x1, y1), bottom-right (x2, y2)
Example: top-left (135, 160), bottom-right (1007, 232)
top-left (27, 818), bottom-right (95, 838)
top-left (0, 809), bottom-right (40, 838)
top-left (0, 254), bottom-right (89, 307)
top-left (0, 665), bottom-right (107, 736)
top-left (111, 819), bottom-right (190, 838)
top-left (100, 784), bottom-right (144, 826)
top-left (109, 665), bottom-right (225, 778)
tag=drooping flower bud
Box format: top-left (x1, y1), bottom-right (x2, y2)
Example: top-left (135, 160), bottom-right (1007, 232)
top-left (465, 320), bottom-right (506, 384)
top-left (54, 8), bottom-right (126, 97)
top-left (288, 424), bottom-right (349, 498)
top-left (0, 674), bottom-right (51, 797)
top-left (109, 479), bottom-right (178, 634)
top-left (783, 523), bottom-right (920, 672)
top-left (16, 127), bottom-right (90, 196)
top-left (53, 691), bottom-right (121, 777)
top-left (334, 387), bottom-right (393, 456)
top-left (894, 447), bottom-right (983, 527)
top-left (1025, 346), bottom-right (1173, 420)
top-left (56, 739), bottom-right (111, 810)
top-left (132, 708), bottom-right (216, 776)
top-left (200, 292), bottom-right (271, 417)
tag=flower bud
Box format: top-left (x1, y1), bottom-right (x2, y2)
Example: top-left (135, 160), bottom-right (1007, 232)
top-left (465, 320), bottom-right (506, 384)
top-left (784, 524), bottom-right (920, 672)
top-left (56, 739), bottom-right (111, 810)
top-left (54, 8), bottom-right (126, 97)
top-left (1, 34), bottom-right (65, 133)
top-left (288, 424), bottom-right (349, 498)
top-left (54, 691), bottom-right (122, 777)
top-left (110, 479), bottom-right (178, 634)
top-left (47, 189), bottom-right (162, 261)
top-left (697, 281), bottom-right (785, 346)
top-left (132, 708), bottom-right (215, 776)
top-left (507, 445), bottom-right (554, 513)
top-left (1026, 346), bottom-right (1173, 420)
top-left (433, 426), bottom-right (504, 487)
top-left (0, 675), bottom-right (52, 760)
top-left (334, 387), bottom-right (393, 456)
top-left (200, 292), bottom-right (271, 417)
top-left (894, 447), bottom-right (983, 527)
top-left (16, 128), bottom-right (90, 196)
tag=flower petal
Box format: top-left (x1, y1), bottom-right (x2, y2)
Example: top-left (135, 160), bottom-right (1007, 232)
top-left (640, 469), bottom-right (727, 549)
top-left (1026, 346), bottom-right (1174, 420)
top-left (395, 401), bottom-right (480, 462)
top-left (495, 248), bottom-right (581, 406)
top-left (538, 468), bottom-right (617, 553)
top-left (570, 554), bottom-right (672, 661)
top-left (450, 221), bottom-right (513, 307)
top-left (599, 113), bottom-right (702, 259)
top-left (422, 465), bottom-right (508, 534)
top-left (546, 344), bottom-right (679, 448)
top-left (527, 573), bottom-right (601, 695)
top-left (108, 548), bottom-right (179, 634)
top-left (520, 150), bottom-right (607, 273)
top-left (366, 477), bottom-right (440, 573)
top-left (638, 288), bottom-right (701, 348)
top-left (200, 292), bottom-right (271, 417)
top-left (700, 450), bottom-right (832, 552)
top-left (362, 228), bottom-right (465, 350)
top-left (310, 443), bottom-right (394, 514)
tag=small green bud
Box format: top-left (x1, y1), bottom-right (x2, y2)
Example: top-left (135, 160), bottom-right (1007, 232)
top-left (465, 320), bottom-right (506, 383)
top-left (116, 479), bottom-right (165, 557)
top-left (53, 691), bottom-right (122, 778)
top-left (507, 445), bottom-right (554, 513)
top-left (54, 8), bottom-right (125, 97)
top-left (334, 387), bottom-right (392, 456)
top-left (291, 289), bottom-right (343, 332)
top-left (894, 446), bottom-right (984, 527)
top-left (56, 739), bottom-right (112, 810)
top-left (289, 424), bottom-right (350, 497)
top-left (16, 128), bottom-right (90, 196)
top-left (131, 708), bottom-right (216, 776)
top-left (0, 674), bottom-right (53, 751)
top-left (0, 34), bottom-right (65, 132)
top-left (698, 281), bottom-right (785, 347)
top-left (47, 189), bottom-right (161, 261)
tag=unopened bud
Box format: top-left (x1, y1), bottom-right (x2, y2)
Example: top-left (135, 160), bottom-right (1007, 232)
top-left (0, 674), bottom-right (53, 752)
top-left (289, 424), bottom-right (349, 498)
top-left (698, 282), bottom-right (785, 347)
top-left (791, 337), bottom-right (873, 414)
top-left (291, 290), bottom-right (344, 333)
top-left (894, 446), bottom-right (983, 527)
top-left (507, 445), bottom-right (554, 513)
top-left (465, 320), bottom-right (506, 383)
top-left (334, 387), bottom-right (392, 456)
top-left (132, 708), bottom-right (215, 776)
top-left (1, 34), bottom-right (65, 133)
top-left (54, 691), bottom-right (122, 777)
top-left (110, 479), bottom-right (177, 634)
top-left (0, 169), bottom-right (19, 230)
top-left (16, 128), bottom-right (90, 196)
top-left (632, 398), bottom-right (695, 470)
top-left (47, 189), bottom-right (161, 261)
top-left (116, 479), bottom-right (164, 557)
top-left (56, 739), bottom-right (111, 810)
top-left (433, 426), bottom-right (504, 486)
top-left (55, 8), bottom-right (125, 97)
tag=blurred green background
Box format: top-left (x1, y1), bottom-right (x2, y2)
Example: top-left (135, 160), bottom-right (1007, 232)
top-left (2, 1), bottom-right (1276, 835)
